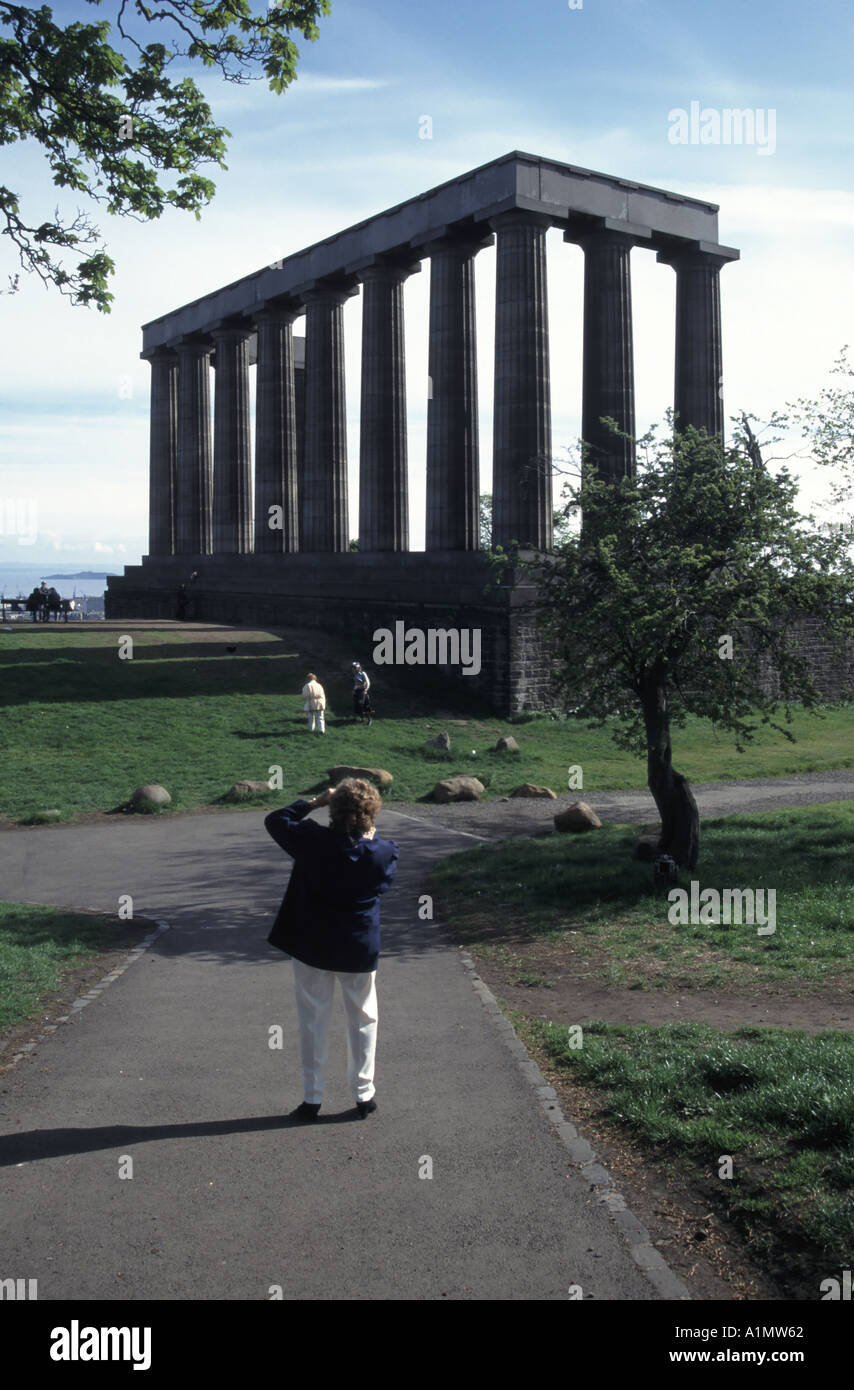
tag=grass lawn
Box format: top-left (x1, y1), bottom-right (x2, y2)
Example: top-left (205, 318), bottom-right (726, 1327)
top-left (0, 902), bottom-right (148, 1035)
top-left (0, 625), bottom-right (852, 823)
top-left (515, 1016), bottom-right (854, 1289)
top-left (430, 803), bottom-right (854, 991)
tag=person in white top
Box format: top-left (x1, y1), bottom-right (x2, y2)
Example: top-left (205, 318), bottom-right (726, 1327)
top-left (302, 672), bottom-right (326, 733)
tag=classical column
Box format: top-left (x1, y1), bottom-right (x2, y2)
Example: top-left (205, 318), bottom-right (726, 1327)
top-left (358, 258), bottom-right (419, 551)
top-left (658, 244), bottom-right (737, 438)
top-left (212, 323), bottom-right (252, 553)
top-left (175, 338), bottom-right (213, 554)
top-left (294, 355), bottom-right (306, 520)
top-left (575, 226), bottom-right (638, 483)
top-left (302, 283), bottom-right (354, 551)
top-left (254, 304), bottom-right (300, 553)
top-left (146, 347), bottom-right (178, 556)
top-left (425, 230), bottom-right (492, 550)
top-left (490, 210), bottom-right (553, 550)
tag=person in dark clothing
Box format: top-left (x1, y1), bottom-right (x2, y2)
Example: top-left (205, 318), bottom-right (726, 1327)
top-left (351, 661), bottom-right (373, 724)
top-left (176, 584), bottom-right (188, 620)
top-left (265, 779), bottom-right (398, 1122)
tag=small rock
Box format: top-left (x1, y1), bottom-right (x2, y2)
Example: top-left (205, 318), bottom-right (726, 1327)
top-left (327, 766), bottom-right (393, 787)
top-left (554, 801), bottom-right (602, 832)
top-left (130, 784), bottom-right (171, 810)
top-left (28, 808), bottom-right (62, 824)
top-left (425, 732), bottom-right (451, 751)
top-left (432, 776), bottom-right (485, 803)
top-left (226, 779), bottom-right (274, 800)
top-left (494, 735), bottom-right (519, 752)
top-left (511, 784), bottom-right (557, 799)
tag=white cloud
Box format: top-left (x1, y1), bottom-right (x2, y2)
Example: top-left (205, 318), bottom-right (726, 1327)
top-left (193, 72), bottom-right (391, 114)
top-left (291, 75), bottom-right (392, 92)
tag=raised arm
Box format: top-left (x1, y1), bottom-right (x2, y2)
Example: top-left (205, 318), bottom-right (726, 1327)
top-left (264, 789), bottom-right (334, 855)
top-left (264, 800), bottom-right (315, 855)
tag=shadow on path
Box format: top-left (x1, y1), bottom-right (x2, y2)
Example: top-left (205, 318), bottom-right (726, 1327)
top-left (0, 1110), bottom-right (366, 1167)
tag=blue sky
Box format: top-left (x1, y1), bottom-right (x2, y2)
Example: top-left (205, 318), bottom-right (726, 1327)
top-left (1, 0), bottom-right (853, 562)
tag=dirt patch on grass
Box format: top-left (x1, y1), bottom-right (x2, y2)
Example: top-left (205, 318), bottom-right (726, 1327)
top-left (0, 913), bottom-right (156, 1073)
top-left (468, 934), bottom-right (854, 1032)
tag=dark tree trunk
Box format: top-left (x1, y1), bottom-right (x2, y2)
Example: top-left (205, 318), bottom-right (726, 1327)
top-left (640, 672), bottom-right (700, 869)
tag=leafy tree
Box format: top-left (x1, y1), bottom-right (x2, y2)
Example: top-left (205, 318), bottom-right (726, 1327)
top-left (0, 0), bottom-right (331, 310)
top-left (503, 415), bottom-right (853, 868)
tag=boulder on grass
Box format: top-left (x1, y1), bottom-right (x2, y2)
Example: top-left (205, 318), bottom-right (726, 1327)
top-left (511, 783), bottom-right (556, 799)
top-left (494, 735), bottom-right (519, 752)
top-left (327, 766), bottom-right (393, 788)
top-left (425, 732), bottom-right (451, 751)
top-left (554, 800), bottom-right (601, 832)
top-left (226, 780), bottom-right (274, 801)
top-left (130, 784), bottom-right (171, 811)
top-left (432, 776), bottom-right (485, 803)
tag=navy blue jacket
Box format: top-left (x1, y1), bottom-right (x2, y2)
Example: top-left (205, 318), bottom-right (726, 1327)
top-left (265, 800), bottom-right (399, 972)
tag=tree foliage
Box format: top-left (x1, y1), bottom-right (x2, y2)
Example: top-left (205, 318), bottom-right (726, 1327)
top-left (0, 0), bottom-right (331, 309)
top-left (790, 346), bottom-right (854, 513)
top-left (536, 415), bottom-right (853, 758)
top-left (478, 492), bottom-right (491, 550)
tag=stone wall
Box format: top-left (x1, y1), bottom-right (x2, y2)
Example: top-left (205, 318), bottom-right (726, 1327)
top-left (750, 615), bottom-right (854, 704)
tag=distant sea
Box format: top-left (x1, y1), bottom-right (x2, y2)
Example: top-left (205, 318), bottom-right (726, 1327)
top-left (0, 562), bottom-right (120, 599)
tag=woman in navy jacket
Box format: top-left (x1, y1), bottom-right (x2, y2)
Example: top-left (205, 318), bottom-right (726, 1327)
top-left (265, 778), bottom-right (399, 1121)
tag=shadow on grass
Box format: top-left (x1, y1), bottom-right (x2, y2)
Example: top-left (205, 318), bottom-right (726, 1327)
top-left (0, 626), bottom-right (500, 717)
top-left (428, 808), bottom-right (854, 984)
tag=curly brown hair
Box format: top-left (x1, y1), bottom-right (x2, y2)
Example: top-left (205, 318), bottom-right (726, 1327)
top-left (329, 778), bottom-right (381, 840)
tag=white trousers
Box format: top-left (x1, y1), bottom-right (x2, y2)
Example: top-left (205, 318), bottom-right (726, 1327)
top-left (307, 710), bottom-right (325, 732)
top-left (292, 958), bottom-right (378, 1105)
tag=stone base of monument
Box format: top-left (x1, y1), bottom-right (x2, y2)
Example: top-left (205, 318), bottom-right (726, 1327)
top-left (105, 550), bottom-right (555, 716)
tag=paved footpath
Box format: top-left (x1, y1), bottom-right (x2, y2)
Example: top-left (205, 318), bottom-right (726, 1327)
top-left (0, 807), bottom-right (668, 1302)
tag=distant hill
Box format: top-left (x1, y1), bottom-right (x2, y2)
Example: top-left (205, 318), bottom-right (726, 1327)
top-left (43, 572), bottom-right (115, 580)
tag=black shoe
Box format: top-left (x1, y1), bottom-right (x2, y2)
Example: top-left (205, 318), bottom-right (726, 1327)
top-left (291, 1101), bottom-right (321, 1122)
top-left (355, 1098), bottom-right (377, 1119)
